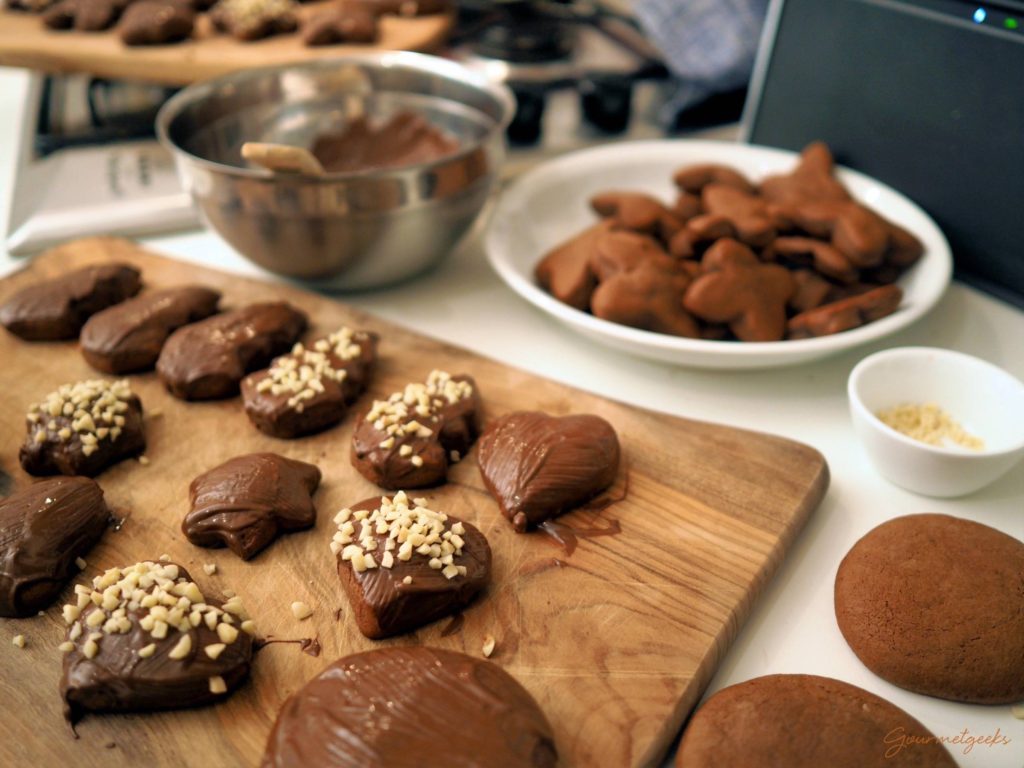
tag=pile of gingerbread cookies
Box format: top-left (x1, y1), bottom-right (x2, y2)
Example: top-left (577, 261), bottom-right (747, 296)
top-left (0, 253), bottom-right (629, 764)
top-left (537, 142), bottom-right (925, 343)
top-left (4, 0), bottom-right (447, 47)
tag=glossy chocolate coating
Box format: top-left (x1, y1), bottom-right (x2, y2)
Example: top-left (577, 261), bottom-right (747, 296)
top-left (351, 374), bottom-right (481, 490)
top-left (61, 563), bottom-right (253, 724)
top-left (311, 112), bottom-right (460, 173)
top-left (183, 453), bottom-right (321, 560)
top-left (119, 0), bottom-right (195, 45)
top-left (0, 477), bottom-right (109, 617)
top-left (156, 302), bottom-right (307, 400)
top-left (337, 496), bottom-right (490, 638)
top-left (261, 646), bottom-right (557, 768)
top-left (478, 411), bottom-right (620, 533)
top-left (19, 393), bottom-right (146, 478)
top-left (80, 286), bottom-right (220, 373)
top-left (241, 330), bottom-right (378, 439)
top-left (0, 263), bottom-right (140, 341)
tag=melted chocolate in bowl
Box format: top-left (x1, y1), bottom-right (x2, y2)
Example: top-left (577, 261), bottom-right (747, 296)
top-left (312, 111), bottom-right (460, 173)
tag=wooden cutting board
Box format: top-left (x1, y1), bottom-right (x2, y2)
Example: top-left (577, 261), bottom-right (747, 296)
top-left (0, 6), bottom-right (452, 86)
top-left (0, 238), bottom-right (829, 768)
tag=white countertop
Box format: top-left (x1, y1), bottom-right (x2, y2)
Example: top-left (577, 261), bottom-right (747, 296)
top-left (1, 67), bottom-right (1022, 766)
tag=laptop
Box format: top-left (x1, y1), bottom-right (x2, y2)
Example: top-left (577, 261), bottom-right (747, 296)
top-left (742, 0), bottom-right (1024, 307)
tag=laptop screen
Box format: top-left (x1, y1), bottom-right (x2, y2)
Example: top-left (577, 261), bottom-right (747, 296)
top-left (743, 0), bottom-right (1024, 306)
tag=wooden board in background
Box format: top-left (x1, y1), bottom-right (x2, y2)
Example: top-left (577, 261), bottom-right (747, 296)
top-left (0, 7), bottom-right (452, 86)
top-left (0, 238), bottom-right (829, 767)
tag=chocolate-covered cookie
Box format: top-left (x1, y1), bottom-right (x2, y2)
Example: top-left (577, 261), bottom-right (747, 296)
top-left (331, 491), bottom-right (490, 638)
top-left (80, 286), bottom-right (220, 374)
top-left (835, 514), bottom-right (1024, 704)
top-left (676, 674), bottom-right (956, 768)
top-left (211, 0), bottom-right (297, 40)
top-left (351, 370), bottom-right (480, 490)
top-left (261, 646), bottom-right (556, 768)
top-left (60, 561), bottom-right (255, 724)
top-left (43, 0), bottom-right (126, 30)
top-left (119, 0), bottom-right (196, 45)
top-left (241, 326), bottom-right (378, 439)
top-left (478, 411), bottom-right (620, 533)
top-left (0, 263), bottom-right (140, 341)
top-left (183, 453), bottom-right (321, 561)
top-left (156, 301), bottom-right (307, 400)
top-left (19, 379), bottom-right (145, 477)
top-left (0, 477), bottom-right (110, 617)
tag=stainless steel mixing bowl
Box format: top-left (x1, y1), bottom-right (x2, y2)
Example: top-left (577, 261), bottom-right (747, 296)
top-left (156, 53), bottom-right (514, 290)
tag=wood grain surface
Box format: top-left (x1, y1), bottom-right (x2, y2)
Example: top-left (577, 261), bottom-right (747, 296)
top-left (0, 238), bottom-right (829, 767)
top-left (0, 6), bottom-right (452, 86)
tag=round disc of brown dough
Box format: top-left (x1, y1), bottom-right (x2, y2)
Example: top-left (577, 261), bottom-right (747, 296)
top-left (676, 674), bottom-right (956, 768)
top-left (261, 647), bottom-right (557, 768)
top-left (834, 513), bottom-right (1024, 704)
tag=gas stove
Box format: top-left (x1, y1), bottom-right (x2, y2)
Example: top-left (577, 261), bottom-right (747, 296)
top-left (5, 0), bottom-right (734, 256)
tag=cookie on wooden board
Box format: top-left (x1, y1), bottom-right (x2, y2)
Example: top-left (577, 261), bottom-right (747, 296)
top-left (834, 513), bottom-right (1024, 704)
top-left (676, 674), bottom-right (956, 768)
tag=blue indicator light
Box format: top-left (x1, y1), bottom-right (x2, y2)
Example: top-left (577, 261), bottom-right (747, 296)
top-left (973, 7), bottom-right (987, 23)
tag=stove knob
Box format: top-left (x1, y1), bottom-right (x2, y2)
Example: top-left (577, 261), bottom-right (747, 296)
top-left (580, 75), bottom-right (633, 134)
top-left (507, 85), bottom-right (546, 146)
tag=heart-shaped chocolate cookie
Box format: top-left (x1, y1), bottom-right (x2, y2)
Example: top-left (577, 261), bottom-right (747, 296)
top-left (60, 561), bottom-right (255, 724)
top-left (478, 411), bottom-right (621, 533)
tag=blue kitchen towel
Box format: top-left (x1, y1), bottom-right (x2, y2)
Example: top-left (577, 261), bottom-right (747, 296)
top-left (633, 0), bottom-right (770, 121)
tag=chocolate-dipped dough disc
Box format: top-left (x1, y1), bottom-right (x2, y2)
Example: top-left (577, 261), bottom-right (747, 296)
top-left (261, 646), bottom-right (557, 768)
top-left (183, 453), bottom-right (321, 561)
top-left (0, 263), bottom-right (140, 341)
top-left (478, 411), bottom-right (620, 532)
top-left (330, 491), bottom-right (490, 639)
top-left (19, 378), bottom-right (145, 477)
top-left (156, 301), bottom-right (307, 400)
top-left (351, 370), bottom-right (481, 489)
top-left (835, 513), bottom-right (1024, 704)
top-left (60, 561), bottom-right (256, 724)
top-left (241, 326), bottom-right (378, 439)
top-left (0, 477), bottom-right (110, 617)
top-left (80, 285), bottom-right (220, 373)
top-left (676, 674), bottom-right (956, 768)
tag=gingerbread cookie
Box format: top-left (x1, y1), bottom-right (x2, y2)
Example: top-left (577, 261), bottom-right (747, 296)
top-left (673, 163), bottom-right (755, 195)
top-left (80, 285), bottom-right (220, 374)
top-left (211, 0), bottom-right (297, 40)
top-left (0, 477), bottom-right (110, 617)
top-left (589, 191), bottom-right (683, 242)
top-left (262, 647), bottom-right (556, 768)
top-left (589, 229), bottom-right (670, 281)
top-left (787, 284), bottom-right (901, 339)
top-left (764, 235), bottom-right (858, 285)
top-left (19, 379), bottom-right (146, 477)
top-left (0, 263), bottom-right (140, 341)
top-left (119, 0), bottom-right (196, 44)
top-left (676, 674), bottom-right (956, 768)
top-left (835, 514), bottom-right (1024, 704)
top-left (241, 326), bottom-right (378, 439)
top-left (478, 411), bottom-right (620, 533)
top-left (351, 370), bottom-right (480, 489)
top-left (331, 491), bottom-right (490, 638)
top-left (699, 183), bottom-right (789, 247)
top-left (156, 301), bottom-right (307, 400)
top-left (184, 453), bottom-right (321, 560)
top-left (788, 199), bottom-right (891, 268)
top-left (302, 5), bottom-right (377, 45)
top-left (759, 141), bottom-right (851, 205)
top-left (60, 561), bottom-right (255, 724)
top-left (683, 239), bottom-right (795, 342)
top-left (534, 222), bottom-right (609, 310)
top-left (591, 258), bottom-right (698, 337)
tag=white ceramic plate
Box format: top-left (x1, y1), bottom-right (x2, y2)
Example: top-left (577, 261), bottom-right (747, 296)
top-left (485, 140), bottom-right (952, 370)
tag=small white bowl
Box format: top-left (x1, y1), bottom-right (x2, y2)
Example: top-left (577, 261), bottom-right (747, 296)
top-left (848, 347), bottom-right (1024, 497)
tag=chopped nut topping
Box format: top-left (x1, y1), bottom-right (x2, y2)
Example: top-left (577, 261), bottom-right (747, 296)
top-left (363, 370), bottom-right (472, 442)
top-left (255, 327), bottom-right (365, 409)
top-left (12, 634), bottom-right (26, 648)
top-left (482, 635), bottom-right (495, 658)
top-left (209, 675), bottom-right (228, 694)
top-left (410, 455), bottom-right (424, 467)
top-left (203, 563), bottom-right (217, 576)
top-left (59, 641), bottom-right (75, 653)
top-left (59, 562), bottom-right (253, 663)
top-left (138, 456), bottom-right (150, 466)
top-left (290, 601), bottom-right (313, 621)
top-left (26, 379), bottom-right (134, 454)
top-left (205, 643), bottom-right (226, 660)
top-left (402, 576), bottom-right (413, 585)
top-left (75, 556), bottom-right (87, 570)
top-left (331, 491), bottom-right (469, 579)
